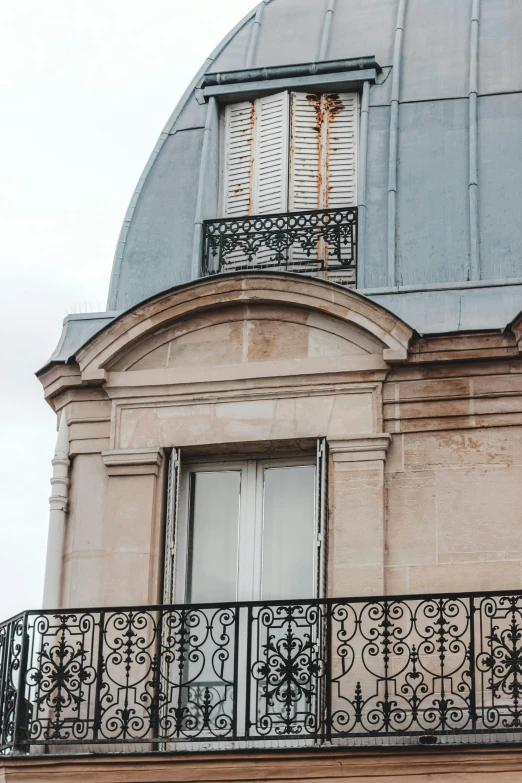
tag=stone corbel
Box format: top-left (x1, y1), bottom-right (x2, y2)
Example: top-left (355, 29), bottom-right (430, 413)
top-left (102, 448), bottom-right (164, 476)
top-left (328, 434), bottom-right (391, 464)
top-left (510, 313), bottom-right (522, 354)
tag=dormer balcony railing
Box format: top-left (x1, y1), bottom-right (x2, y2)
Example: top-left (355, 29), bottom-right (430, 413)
top-left (202, 207), bottom-right (357, 285)
top-left (1, 589), bottom-right (521, 756)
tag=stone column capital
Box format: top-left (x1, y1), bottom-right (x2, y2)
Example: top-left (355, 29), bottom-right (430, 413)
top-left (328, 433), bottom-right (391, 463)
top-left (102, 448), bottom-right (164, 476)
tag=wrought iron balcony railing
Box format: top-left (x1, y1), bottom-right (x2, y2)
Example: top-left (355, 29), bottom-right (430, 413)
top-left (202, 207), bottom-right (357, 284)
top-left (1, 590), bottom-right (522, 755)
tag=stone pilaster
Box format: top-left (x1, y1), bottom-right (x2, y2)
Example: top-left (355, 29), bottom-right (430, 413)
top-left (101, 448), bottom-right (165, 606)
top-left (328, 434), bottom-right (391, 598)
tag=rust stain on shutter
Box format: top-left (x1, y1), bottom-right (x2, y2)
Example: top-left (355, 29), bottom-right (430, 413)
top-left (325, 93), bottom-right (344, 118)
top-left (233, 101), bottom-right (255, 215)
top-left (306, 93), bottom-right (324, 203)
top-left (247, 101), bottom-right (255, 214)
top-left (325, 93), bottom-right (345, 204)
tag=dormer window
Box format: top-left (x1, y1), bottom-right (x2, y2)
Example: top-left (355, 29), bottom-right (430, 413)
top-left (221, 91), bottom-right (359, 217)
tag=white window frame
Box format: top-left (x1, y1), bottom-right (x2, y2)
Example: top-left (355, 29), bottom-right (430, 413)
top-left (173, 455), bottom-right (319, 605)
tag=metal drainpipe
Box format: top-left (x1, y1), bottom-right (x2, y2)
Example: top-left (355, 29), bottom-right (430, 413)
top-left (245, 1), bottom-right (268, 68)
top-left (387, 0), bottom-right (407, 287)
top-left (319, 0), bottom-right (337, 61)
top-left (357, 81), bottom-right (371, 288)
top-left (42, 412), bottom-right (70, 610)
top-left (469, 0), bottom-right (481, 280)
top-left (191, 97), bottom-right (218, 280)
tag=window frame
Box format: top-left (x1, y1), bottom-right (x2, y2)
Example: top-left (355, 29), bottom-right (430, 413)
top-left (173, 454), bottom-right (319, 605)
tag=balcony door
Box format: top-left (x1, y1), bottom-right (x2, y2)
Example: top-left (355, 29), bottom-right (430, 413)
top-left (171, 456), bottom-right (319, 605)
top-left (161, 445), bottom-right (327, 744)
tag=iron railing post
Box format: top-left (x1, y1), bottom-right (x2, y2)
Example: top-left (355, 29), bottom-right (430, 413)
top-left (0, 618), bottom-right (13, 749)
top-left (151, 608), bottom-right (163, 747)
top-left (244, 604), bottom-right (253, 741)
top-left (469, 595), bottom-right (477, 733)
top-left (232, 605), bottom-right (240, 741)
top-left (12, 613), bottom-right (30, 754)
top-left (92, 610), bottom-right (105, 742)
top-left (325, 600), bottom-right (332, 744)
top-left (201, 225), bottom-right (207, 276)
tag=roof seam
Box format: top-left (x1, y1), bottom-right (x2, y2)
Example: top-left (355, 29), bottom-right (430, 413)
top-left (106, 2), bottom-right (262, 311)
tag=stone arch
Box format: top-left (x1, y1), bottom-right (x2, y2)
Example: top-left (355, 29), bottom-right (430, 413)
top-left (77, 274), bottom-right (414, 381)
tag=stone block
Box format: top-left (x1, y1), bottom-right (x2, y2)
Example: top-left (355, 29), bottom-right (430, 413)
top-left (386, 471), bottom-right (437, 566)
top-left (408, 561), bottom-right (521, 594)
top-left (436, 465), bottom-right (522, 555)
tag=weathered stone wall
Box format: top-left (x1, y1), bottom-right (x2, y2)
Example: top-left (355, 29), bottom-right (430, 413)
top-left (383, 358), bottom-right (522, 595)
top-left (37, 276), bottom-right (522, 608)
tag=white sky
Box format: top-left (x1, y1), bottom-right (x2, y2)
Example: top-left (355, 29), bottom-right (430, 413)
top-left (0, 0), bottom-right (256, 620)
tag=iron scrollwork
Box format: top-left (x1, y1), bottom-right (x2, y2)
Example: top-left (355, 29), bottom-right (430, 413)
top-left (0, 615), bottom-right (24, 752)
top-left (249, 603), bottom-right (326, 739)
top-left (3, 591), bottom-right (522, 753)
top-left (202, 207), bottom-right (357, 283)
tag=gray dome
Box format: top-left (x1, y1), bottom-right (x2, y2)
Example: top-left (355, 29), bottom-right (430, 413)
top-left (107, 0), bottom-right (522, 334)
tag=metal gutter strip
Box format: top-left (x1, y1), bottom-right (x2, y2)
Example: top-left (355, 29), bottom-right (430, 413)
top-left (203, 69), bottom-right (378, 101)
top-left (202, 57), bottom-right (381, 87)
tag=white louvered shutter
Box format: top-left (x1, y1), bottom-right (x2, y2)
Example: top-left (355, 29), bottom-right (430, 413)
top-left (324, 93), bottom-right (359, 281)
top-left (222, 94), bottom-right (289, 271)
top-left (288, 92), bottom-right (324, 269)
top-left (163, 448), bottom-right (181, 604)
top-left (325, 92), bottom-right (359, 208)
top-left (289, 92), bottom-right (359, 210)
top-left (252, 92), bottom-right (290, 215)
top-left (288, 92), bottom-right (359, 273)
top-left (223, 101), bottom-right (255, 217)
top-left (315, 439), bottom-right (329, 600)
top-left (289, 92), bottom-right (323, 212)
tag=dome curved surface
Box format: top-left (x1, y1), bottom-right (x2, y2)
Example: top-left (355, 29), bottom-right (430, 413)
top-left (107, 0), bottom-right (522, 334)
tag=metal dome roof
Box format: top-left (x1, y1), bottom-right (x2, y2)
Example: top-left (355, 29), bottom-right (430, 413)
top-left (106, 0), bottom-right (522, 334)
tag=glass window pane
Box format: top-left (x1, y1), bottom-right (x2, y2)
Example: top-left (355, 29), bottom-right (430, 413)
top-left (187, 471), bottom-right (241, 603)
top-left (261, 465), bottom-right (316, 601)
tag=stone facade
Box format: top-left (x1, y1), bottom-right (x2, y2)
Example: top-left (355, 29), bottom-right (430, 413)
top-left (36, 273), bottom-right (522, 610)
top-left (6, 0), bottom-right (522, 775)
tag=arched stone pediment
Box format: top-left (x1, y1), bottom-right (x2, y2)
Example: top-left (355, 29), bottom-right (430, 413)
top-left (76, 274), bottom-right (414, 382)
top-left (107, 304), bottom-right (387, 372)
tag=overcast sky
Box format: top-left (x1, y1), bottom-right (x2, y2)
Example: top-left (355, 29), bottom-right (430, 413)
top-left (0, 0), bottom-right (256, 620)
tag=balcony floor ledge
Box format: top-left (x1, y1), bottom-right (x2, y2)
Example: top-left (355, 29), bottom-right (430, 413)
top-left (3, 745), bottom-right (522, 783)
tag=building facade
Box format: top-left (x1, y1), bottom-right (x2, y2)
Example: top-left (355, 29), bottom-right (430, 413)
top-left (3, 0), bottom-right (522, 780)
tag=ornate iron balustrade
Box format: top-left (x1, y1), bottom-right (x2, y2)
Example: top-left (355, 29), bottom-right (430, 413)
top-left (2, 591), bottom-right (522, 754)
top-left (202, 207), bottom-right (357, 284)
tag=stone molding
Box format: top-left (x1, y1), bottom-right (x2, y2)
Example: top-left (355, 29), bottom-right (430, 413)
top-left (2, 746), bottom-right (522, 782)
top-left (49, 456), bottom-right (70, 512)
top-left (75, 275), bottom-right (414, 376)
top-left (102, 448), bottom-right (164, 476)
top-left (329, 433), bottom-right (391, 463)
